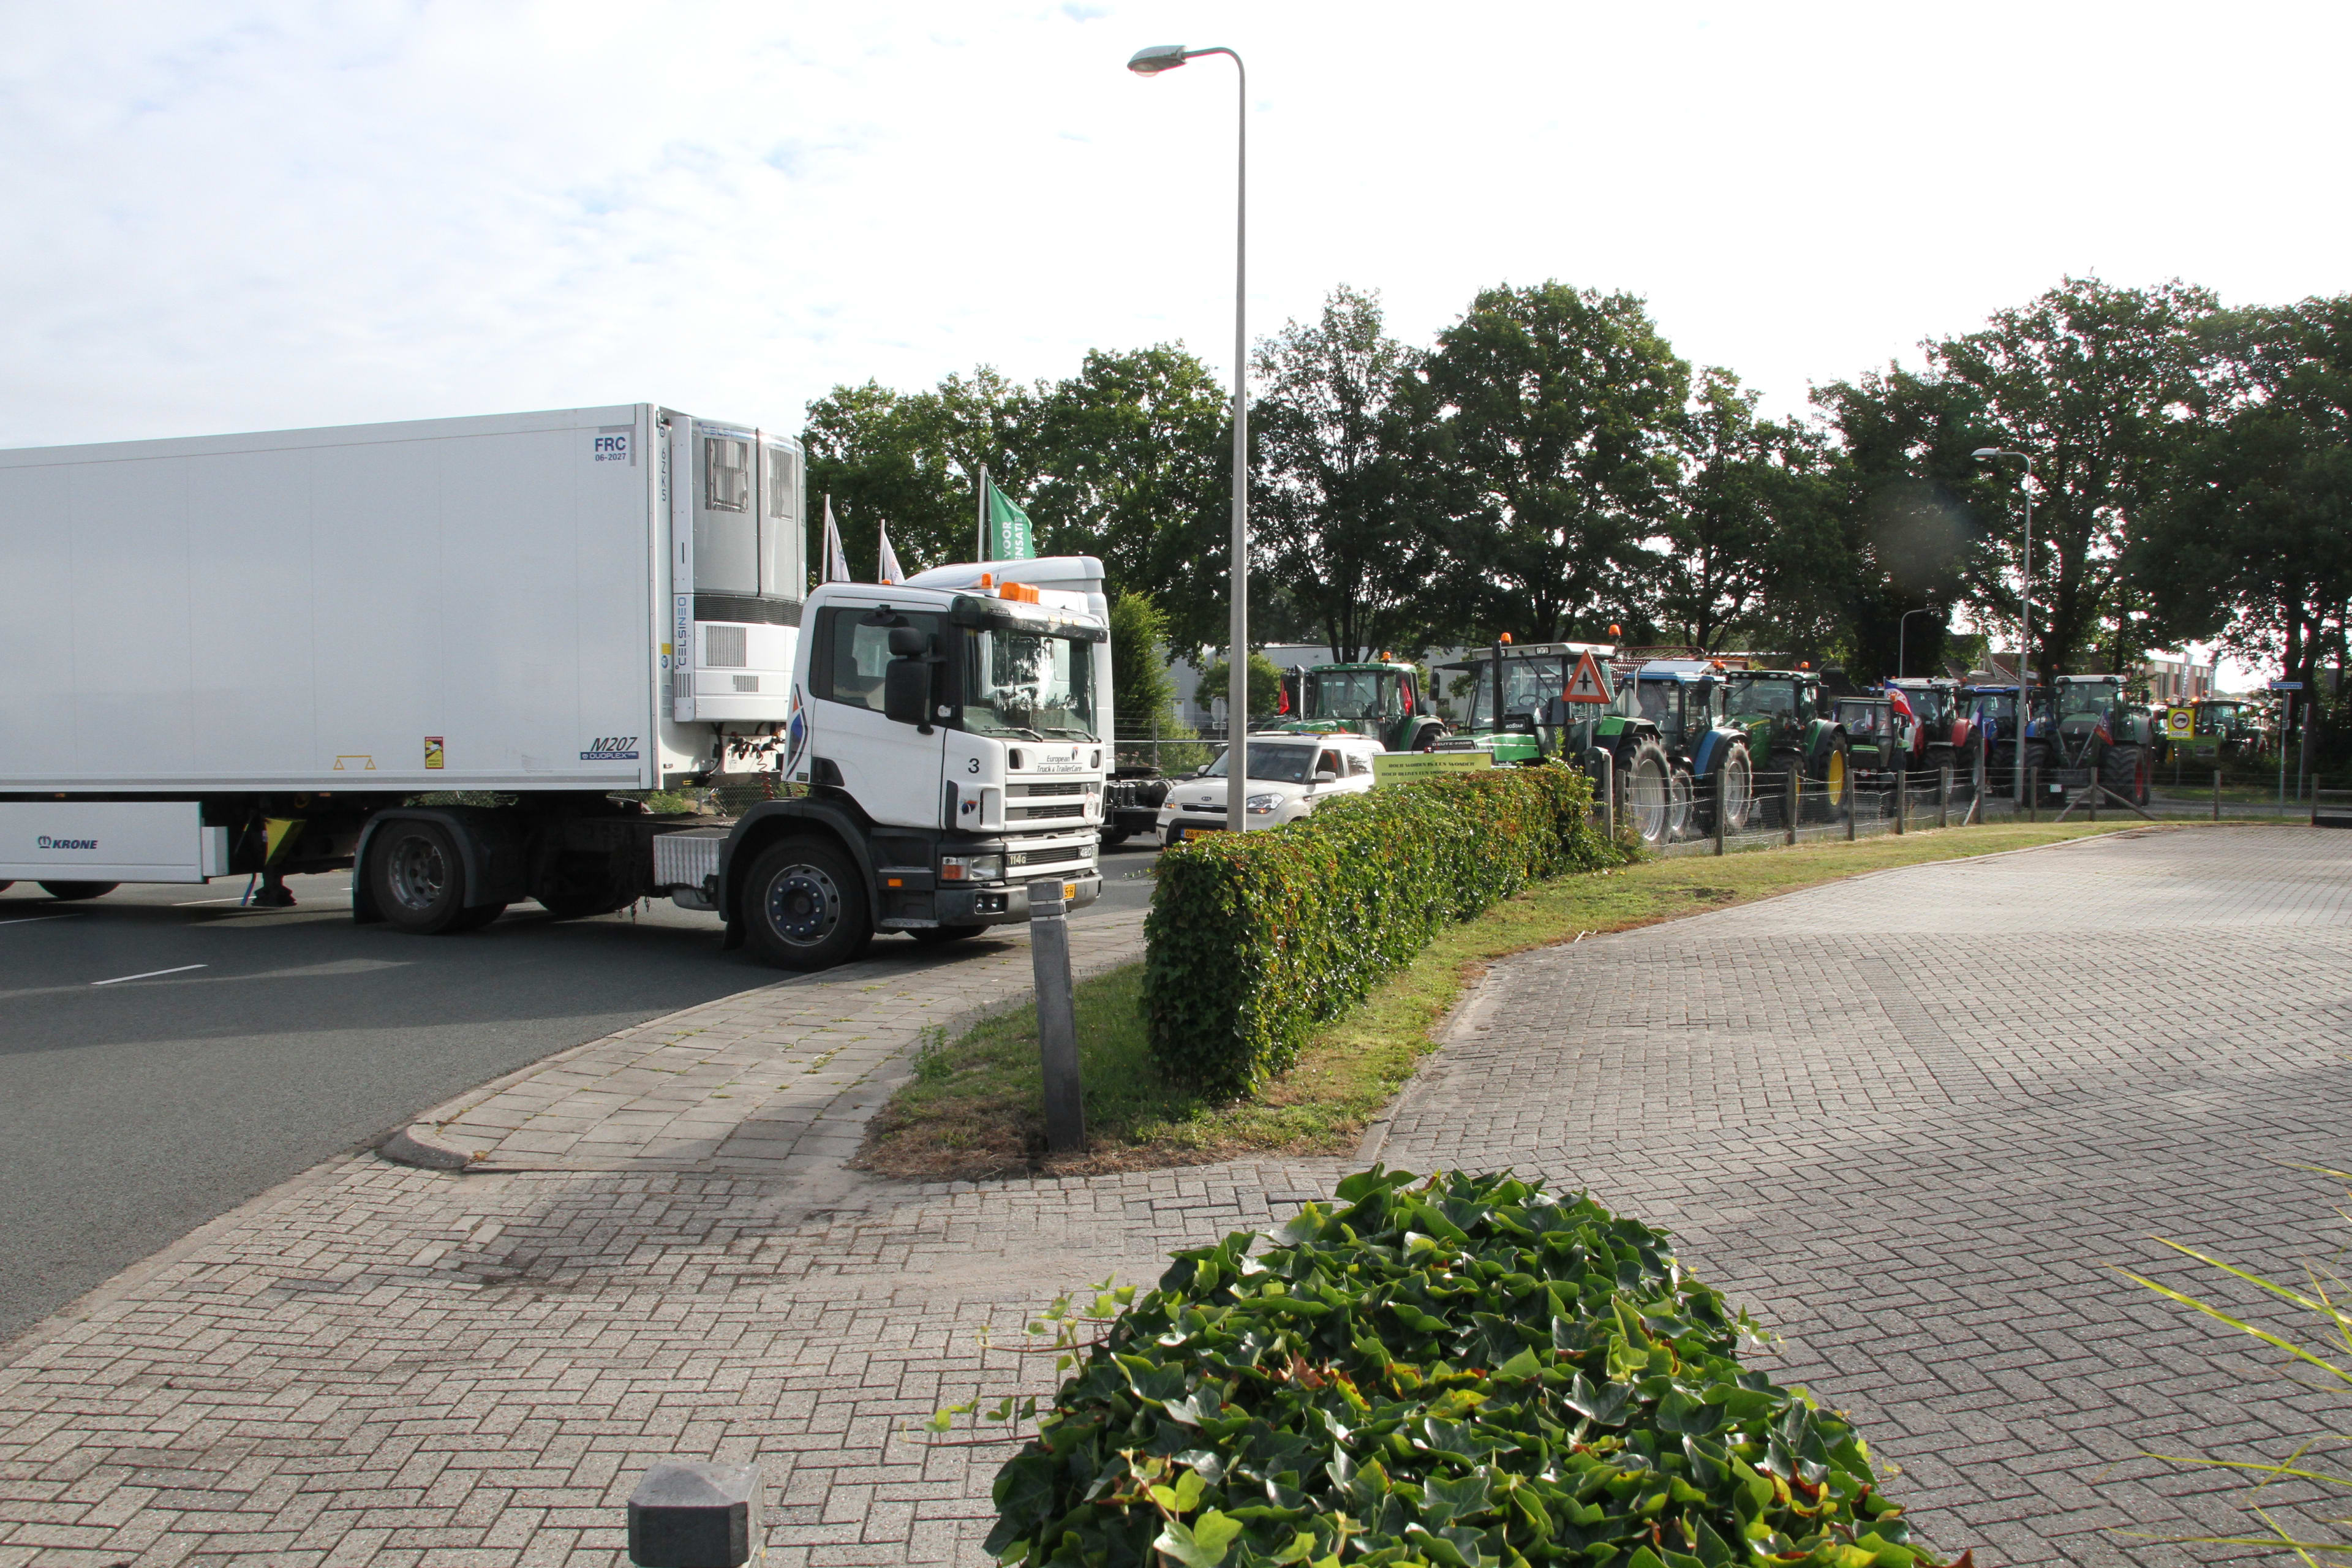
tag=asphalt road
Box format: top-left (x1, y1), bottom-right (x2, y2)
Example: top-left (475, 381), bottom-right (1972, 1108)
top-left (0, 838), bottom-right (1160, 1344)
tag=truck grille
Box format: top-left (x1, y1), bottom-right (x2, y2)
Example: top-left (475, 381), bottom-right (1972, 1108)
top-left (1011, 804), bottom-right (1084, 821)
top-left (1008, 843), bottom-right (1091, 869)
top-left (1012, 781), bottom-right (1085, 797)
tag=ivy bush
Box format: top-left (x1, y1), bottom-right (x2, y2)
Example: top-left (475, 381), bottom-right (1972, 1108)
top-left (1143, 763), bottom-right (1622, 1098)
top-left (986, 1167), bottom-right (1954, 1568)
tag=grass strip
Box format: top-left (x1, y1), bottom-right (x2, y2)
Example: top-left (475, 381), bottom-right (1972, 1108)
top-left (854, 821), bottom-right (2152, 1182)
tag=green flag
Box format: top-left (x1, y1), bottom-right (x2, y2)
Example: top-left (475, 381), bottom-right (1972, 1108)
top-left (984, 477), bottom-right (1036, 561)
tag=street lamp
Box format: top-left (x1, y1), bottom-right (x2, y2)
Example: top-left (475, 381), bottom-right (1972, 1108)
top-left (1129, 42), bottom-right (1250, 832)
top-left (1972, 447), bottom-right (2034, 805)
top-left (1898, 607), bottom-right (1935, 680)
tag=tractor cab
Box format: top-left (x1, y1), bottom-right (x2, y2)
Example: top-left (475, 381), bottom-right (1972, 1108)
top-left (1432, 641), bottom-right (1616, 766)
top-left (1722, 669), bottom-right (1852, 796)
top-left (1275, 660), bottom-right (1443, 752)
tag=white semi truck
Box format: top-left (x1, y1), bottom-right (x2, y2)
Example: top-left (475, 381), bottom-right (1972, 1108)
top-left (0, 405), bottom-right (1106, 969)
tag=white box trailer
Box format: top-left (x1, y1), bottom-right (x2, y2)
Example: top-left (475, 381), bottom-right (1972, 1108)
top-left (0, 404), bottom-right (807, 908)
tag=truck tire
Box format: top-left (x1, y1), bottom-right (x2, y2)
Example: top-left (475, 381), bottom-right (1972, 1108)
top-left (534, 891), bottom-right (627, 921)
top-left (1098, 829), bottom-right (1131, 850)
top-left (39, 881), bottom-right (118, 901)
top-left (1619, 739), bottom-right (1673, 847)
top-left (744, 839), bottom-right (872, 971)
top-left (367, 820), bottom-right (469, 934)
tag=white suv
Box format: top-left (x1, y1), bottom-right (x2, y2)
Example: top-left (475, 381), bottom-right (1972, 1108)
top-left (1157, 734), bottom-right (1384, 846)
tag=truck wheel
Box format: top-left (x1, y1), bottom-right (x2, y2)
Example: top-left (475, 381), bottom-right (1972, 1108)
top-left (745, 839), bottom-right (872, 971)
top-left (447, 902), bottom-right (507, 932)
top-left (39, 881), bottom-right (118, 901)
top-left (368, 820), bottom-right (467, 934)
top-left (1099, 829), bottom-right (1131, 850)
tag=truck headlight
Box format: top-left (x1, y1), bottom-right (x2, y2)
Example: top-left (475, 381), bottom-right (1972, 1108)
top-left (1245, 793), bottom-right (1282, 815)
top-left (940, 854), bottom-right (1005, 882)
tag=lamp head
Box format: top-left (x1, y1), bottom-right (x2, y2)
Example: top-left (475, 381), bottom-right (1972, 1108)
top-left (1972, 447), bottom-right (2008, 459)
top-left (1128, 43), bottom-right (1189, 75)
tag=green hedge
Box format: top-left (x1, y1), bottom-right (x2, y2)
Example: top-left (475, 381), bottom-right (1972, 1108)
top-left (987, 1167), bottom-right (1948, 1568)
top-left (1142, 763), bottom-right (1621, 1098)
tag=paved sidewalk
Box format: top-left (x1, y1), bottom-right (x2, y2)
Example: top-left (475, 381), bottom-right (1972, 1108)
top-left (393, 910), bottom-right (1149, 1175)
top-left (0, 828), bottom-right (2345, 1567)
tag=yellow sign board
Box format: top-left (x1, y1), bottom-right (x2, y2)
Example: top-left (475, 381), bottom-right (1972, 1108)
top-left (2165, 707), bottom-right (2192, 737)
top-left (1372, 751), bottom-right (1493, 784)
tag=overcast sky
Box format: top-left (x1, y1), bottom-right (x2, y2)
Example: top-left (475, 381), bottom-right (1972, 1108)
top-left (6, 0), bottom-right (2346, 458)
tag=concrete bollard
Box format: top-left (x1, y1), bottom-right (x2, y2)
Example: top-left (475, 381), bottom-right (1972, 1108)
top-left (1784, 764), bottom-right (1800, 846)
top-left (1938, 765), bottom-right (1951, 829)
top-left (1712, 764), bottom-right (1727, 856)
top-left (628, 1461), bottom-right (761, 1568)
top-left (1028, 880), bottom-right (1085, 1153)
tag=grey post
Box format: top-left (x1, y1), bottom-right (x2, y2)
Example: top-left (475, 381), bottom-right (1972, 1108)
top-left (2027, 765), bottom-right (2039, 823)
top-left (1712, 763), bottom-right (1727, 856)
top-left (1785, 763), bottom-right (1800, 846)
top-left (628, 1461), bottom-right (761, 1568)
top-left (1595, 748), bottom-right (1615, 841)
top-left (1027, 880), bottom-right (1085, 1152)
top-left (1844, 764), bottom-right (1856, 842)
top-left (1938, 764), bottom-right (1951, 829)
top-left (1894, 763), bottom-right (1907, 835)
top-left (2213, 767), bottom-right (2222, 821)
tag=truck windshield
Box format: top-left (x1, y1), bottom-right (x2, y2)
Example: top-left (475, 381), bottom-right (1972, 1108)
top-left (1200, 744), bottom-right (1322, 784)
top-left (958, 628), bottom-right (1098, 741)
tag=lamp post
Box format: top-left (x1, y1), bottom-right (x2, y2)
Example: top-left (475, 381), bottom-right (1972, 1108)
top-left (1898, 607), bottom-right (1935, 680)
top-left (1972, 447), bottom-right (2034, 805)
top-left (1129, 42), bottom-right (1250, 832)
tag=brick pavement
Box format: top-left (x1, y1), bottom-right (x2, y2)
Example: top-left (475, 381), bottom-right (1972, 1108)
top-left (0, 827), bottom-right (2343, 1567)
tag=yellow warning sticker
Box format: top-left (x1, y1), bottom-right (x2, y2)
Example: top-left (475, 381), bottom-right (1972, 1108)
top-left (424, 736), bottom-right (445, 770)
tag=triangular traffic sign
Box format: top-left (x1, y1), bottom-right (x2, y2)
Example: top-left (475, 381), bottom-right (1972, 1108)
top-left (1562, 650), bottom-right (1610, 704)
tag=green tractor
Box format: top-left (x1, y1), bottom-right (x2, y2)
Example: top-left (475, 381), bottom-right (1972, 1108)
top-left (1720, 669), bottom-right (1852, 823)
top-left (1613, 660), bottom-right (1758, 837)
top-left (1270, 660), bottom-right (1447, 752)
top-left (1431, 640), bottom-right (1680, 846)
top-left (2041, 674), bottom-right (2154, 805)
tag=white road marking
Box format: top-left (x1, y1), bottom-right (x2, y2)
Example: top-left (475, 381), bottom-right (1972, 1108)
top-left (0, 914), bottom-right (80, 927)
top-left (91, 963), bottom-right (208, 987)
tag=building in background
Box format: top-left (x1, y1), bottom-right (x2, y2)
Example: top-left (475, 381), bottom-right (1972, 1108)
top-left (2139, 652), bottom-right (2216, 704)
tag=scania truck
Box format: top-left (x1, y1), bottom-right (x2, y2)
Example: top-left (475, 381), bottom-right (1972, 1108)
top-left (0, 404), bottom-right (1105, 970)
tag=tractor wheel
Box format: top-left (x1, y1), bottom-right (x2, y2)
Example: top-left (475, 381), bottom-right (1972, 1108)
top-left (2100, 743), bottom-right (2144, 806)
top-left (1817, 737), bottom-right (1851, 821)
top-left (1667, 767), bottom-right (1694, 842)
top-left (1760, 749), bottom-right (1805, 827)
top-left (1619, 739), bottom-right (1673, 848)
top-left (1711, 743), bottom-right (1754, 834)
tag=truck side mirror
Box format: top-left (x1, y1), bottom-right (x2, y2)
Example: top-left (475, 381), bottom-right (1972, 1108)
top-left (883, 658), bottom-right (931, 728)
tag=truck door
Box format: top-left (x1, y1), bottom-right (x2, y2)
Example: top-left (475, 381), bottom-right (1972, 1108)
top-left (804, 601), bottom-right (945, 830)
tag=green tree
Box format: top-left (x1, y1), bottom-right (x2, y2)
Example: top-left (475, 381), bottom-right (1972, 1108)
top-left (1655, 369), bottom-right (1846, 654)
top-left (1030, 345), bottom-right (1235, 651)
top-left (1928, 275), bottom-right (2220, 677)
top-left (1416, 282), bottom-right (1688, 643)
top-left (1107, 590), bottom-right (1180, 737)
top-left (2139, 295), bottom-right (2352, 695)
top-left (1196, 651), bottom-right (1287, 722)
top-left (801, 368), bottom-right (1043, 580)
top-left (1251, 285), bottom-right (1444, 660)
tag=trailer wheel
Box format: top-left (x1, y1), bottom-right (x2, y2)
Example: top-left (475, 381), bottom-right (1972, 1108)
top-left (368, 820), bottom-right (468, 933)
top-left (39, 881), bottom-right (118, 901)
top-left (745, 839), bottom-right (872, 971)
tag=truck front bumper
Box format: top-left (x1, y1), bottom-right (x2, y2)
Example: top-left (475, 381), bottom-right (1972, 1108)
top-left (934, 873), bottom-right (1102, 927)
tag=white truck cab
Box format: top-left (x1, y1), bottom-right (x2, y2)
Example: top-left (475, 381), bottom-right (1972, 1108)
top-left (668, 556), bottom-right (1112, 969)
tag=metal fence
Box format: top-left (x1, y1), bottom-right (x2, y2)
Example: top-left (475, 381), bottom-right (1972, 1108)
top-left (1646, 763), bottom-right (2024, 859)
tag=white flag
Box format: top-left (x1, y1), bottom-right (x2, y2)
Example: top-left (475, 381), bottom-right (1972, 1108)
top-left (821, 496), bottom-right (851, 583)
top-left (878, 522), bottom-right (904, 584)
